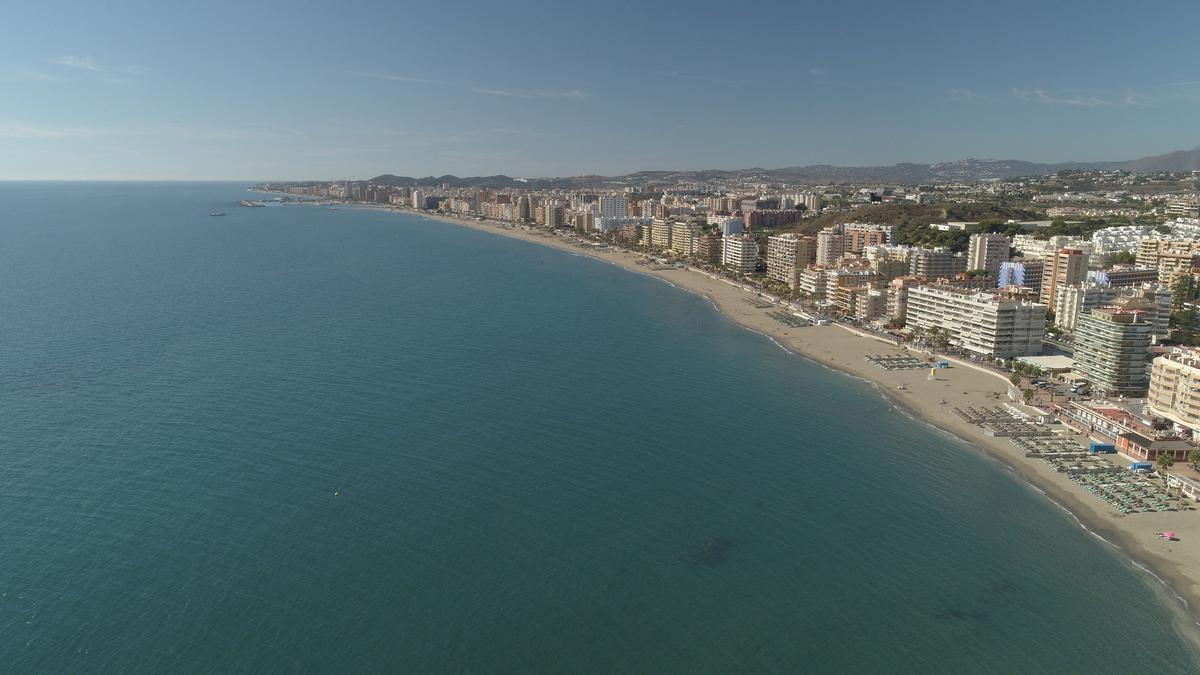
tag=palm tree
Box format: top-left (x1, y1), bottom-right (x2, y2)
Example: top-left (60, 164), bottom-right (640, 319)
top-left (1189, 447), bottom-right (1200, 471)
top-left (1156, 452), bottom-right (1175, 474)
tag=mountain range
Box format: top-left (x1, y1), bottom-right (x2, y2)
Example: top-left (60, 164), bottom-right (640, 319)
top-left (367, 147), bottom-right (1200, 189)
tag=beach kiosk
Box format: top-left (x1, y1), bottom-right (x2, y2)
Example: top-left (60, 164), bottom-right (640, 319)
top-left (1130, 462), bottom-right (1153, 474)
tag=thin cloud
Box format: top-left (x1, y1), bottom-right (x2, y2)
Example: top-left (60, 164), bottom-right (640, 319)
top-left (0, 122), bottom-right (98, 140)
top-left (51, 55), bottom-right (101, 71)
top-left (51, 56), bottom-right (146, 76)
top-left (949, 88), bottom-right (984, 104)
top-left (659, 70), bottom-right (752, 85)
top-left (0, 68), bottom-right (59, 82)
top-left (998, 82), bottom-right (1200, 108)
top-left (471, 87), bottom-right (589, 101)
top-left (1011, 88), bottom-right (1146, 107)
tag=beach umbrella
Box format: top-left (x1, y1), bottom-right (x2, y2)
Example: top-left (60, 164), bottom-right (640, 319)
top-left (1164, 531), bottom-right (1177, 539)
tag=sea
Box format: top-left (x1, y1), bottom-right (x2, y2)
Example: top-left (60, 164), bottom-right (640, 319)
top-left (1, 182), bottom-right (1198, 673)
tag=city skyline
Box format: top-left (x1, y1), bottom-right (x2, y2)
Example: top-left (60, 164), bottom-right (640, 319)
top-left (3, 0), bottom-right (1200, 180)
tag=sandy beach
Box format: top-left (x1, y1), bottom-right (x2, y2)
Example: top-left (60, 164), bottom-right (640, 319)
top-left (312, 202), bottom-right (1200, 636)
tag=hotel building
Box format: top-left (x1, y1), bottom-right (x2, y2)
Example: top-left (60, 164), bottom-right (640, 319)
top-left (722, 234), bottom-right (759, 274)
top-left (766, 233), bottom-right (816, 288)
top-left (904, 285), bottom-right (1046, 358)
top-left (1072, 307), bottom-right (1152, 396)
top-left (1149, 349), bottom-right (1200, 432)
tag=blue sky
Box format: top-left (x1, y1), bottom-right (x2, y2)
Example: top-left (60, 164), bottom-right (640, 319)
top-left (2, 0), bottom-right (1199, 180)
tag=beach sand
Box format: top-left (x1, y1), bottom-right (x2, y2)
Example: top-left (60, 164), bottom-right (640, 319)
top-left (330, 204), bottom-right (1200, 635)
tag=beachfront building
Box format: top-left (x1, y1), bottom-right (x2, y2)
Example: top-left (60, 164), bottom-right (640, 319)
top-left (904, 285), bottom-right (1046, 358)
top-left (826, 267), bottom-right (883, 314)
top-left (887, 277), bottom-right (918, 324)
top-left (1040, 247), bottom-right (1089, 306)
top-left (697, 231), bottom-right (723, 265)
top-left (1149, 349), bottom-right (1200, 432)
top-left (1072, 307), bottom-right (1152, 397)
top-left (766, 233), bottom-right (816, 289)
top-left (966, 233), bottom-right (1011, 275)
top-left (671, 221), bottom-right (699, 257)
top-left (1054, 400), bottom-right (1192, 462)
top-left (853, 288), bottom-right (888, 321)
top-left (797, 267), bottom-right (828, 299)
top-left (650, 219), bottom-right (673, 251)
top-left (722, 234), bottom-right (759, 274)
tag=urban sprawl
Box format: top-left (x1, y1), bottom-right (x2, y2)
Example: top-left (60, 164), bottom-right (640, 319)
top-left (256, 170), bottom-right (1200, 508)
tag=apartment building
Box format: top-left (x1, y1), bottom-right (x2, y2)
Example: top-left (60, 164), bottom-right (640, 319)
top-left (1040, 247), bottom-right (1089, 306)
top-left (766, 233), bottom-right (816, 288)
top-left (904, 285), bottom-right (1046, 358)
top-left (722, 234), bottom-right (759, 274)
top-left (966, 233), bottom-right (1011, 275)
top-left (697, 231), bottom-right (723, 265)
top-left (1149, 349), bottom-right (1200, 431)
top-left (1053, 283), bottom-right (1127, 333)
top-left (909, 248), bottom-right (966, 280)
top-left (997, 260), bottom-right (1044, 291)
top-left (1073, 307), bottom-right (1153, 396)
top-left (671, 221), bottom-right (699, 257)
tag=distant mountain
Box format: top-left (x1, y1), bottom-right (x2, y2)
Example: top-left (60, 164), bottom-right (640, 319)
top-left (365, 147), bottom-right (1199, 188)
top-left (368, 174), bottom-right (525, 188)
top-left (1118, 147), bottom-right (1200, 173)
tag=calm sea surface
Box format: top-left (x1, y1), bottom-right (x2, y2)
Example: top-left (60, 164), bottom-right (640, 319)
top-left (1, 182), bottom-right (1197, 673)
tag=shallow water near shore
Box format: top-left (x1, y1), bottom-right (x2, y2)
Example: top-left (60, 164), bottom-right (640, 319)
top-left (2, 182), bottom-right (1198, 672)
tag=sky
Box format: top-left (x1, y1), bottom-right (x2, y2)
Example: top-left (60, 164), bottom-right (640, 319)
top-left (2, 0), bottom-right (1199, 180)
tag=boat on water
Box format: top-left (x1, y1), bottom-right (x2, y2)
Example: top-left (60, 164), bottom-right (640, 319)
top-left (210, 211), bottom-right (226, 217)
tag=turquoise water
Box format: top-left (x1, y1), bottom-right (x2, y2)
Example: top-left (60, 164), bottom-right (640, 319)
top-left (1, 182), bottom-right (1197, 673)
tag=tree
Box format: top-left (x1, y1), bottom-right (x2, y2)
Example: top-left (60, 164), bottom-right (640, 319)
top-left (1010, 372), bottom-right (1022, 387)
top-left (1111, 251), bottom-right (1137, 265)
top-left (1156, 452), bottom-right (1175, 473)
top-left (1189, 447), bottom-right (1200, 471)
top-left (1022, 388), bottom-right (1034, 404)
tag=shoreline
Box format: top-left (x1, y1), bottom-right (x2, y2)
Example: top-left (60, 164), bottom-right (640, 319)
top-left (313, 202), bottom-right (1200, 642)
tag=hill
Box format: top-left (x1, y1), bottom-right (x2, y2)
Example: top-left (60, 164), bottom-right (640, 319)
top-left (362, 147), bottom-right (1200, 188)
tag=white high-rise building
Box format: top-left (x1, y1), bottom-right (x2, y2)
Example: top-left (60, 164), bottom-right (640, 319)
top-left (599, 196), bottom-right (629, 220)
top-left (905, 285), bottom-right (1046, 358)
top-left (722, 234), bottom-right (759, 274)
top-left (1053, 283), bottom-right (1126, 333)
top-left (967, 233), bottom-right (1011, 275)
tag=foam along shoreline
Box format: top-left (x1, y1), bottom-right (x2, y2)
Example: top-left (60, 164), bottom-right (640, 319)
top-left (354, 205), bottom-right (1200, 640)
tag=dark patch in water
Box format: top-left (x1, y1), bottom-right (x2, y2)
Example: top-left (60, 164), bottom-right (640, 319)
top-left (685, 536), bottom-right (741, 567)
